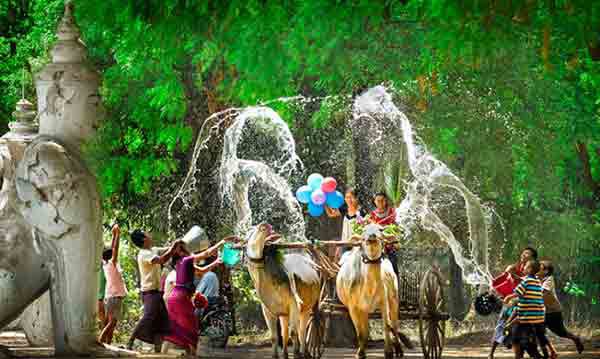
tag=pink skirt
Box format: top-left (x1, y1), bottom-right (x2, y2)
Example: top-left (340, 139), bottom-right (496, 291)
top-left (163, 287), bottom-right (198, 350)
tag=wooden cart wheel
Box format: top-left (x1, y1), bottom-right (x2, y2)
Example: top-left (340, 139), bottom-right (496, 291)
top-left (419, 269), bottom-right (446, 359)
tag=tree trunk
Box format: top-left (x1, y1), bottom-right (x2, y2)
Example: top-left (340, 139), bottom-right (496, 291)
top-left (447, 250), bottom-right (469, 321)
top-left (575, 141), bottom-right (600, 210)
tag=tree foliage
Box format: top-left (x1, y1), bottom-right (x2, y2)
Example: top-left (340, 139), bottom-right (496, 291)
top-left (2, 0), bottom-right (600, 316)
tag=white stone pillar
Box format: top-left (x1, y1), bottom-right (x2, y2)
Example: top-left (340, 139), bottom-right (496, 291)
top-left (35, 0), bottom-right (101, 149)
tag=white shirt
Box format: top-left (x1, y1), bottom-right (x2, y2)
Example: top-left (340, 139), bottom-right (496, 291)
top-left (137, 248), bottom-right (161, 292)
top-left (541, 275), bottom-right (562, 313)
top-left (163, 270), bottom-right (177, 304)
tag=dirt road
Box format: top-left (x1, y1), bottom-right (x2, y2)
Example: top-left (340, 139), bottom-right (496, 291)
top-left (193, 343), bottom-right (598, 359)
top-left (2, 331), bottom-right (599, 358)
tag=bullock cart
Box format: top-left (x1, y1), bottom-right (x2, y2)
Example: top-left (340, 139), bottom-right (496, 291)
top-left (294, 241), bottom-right (449, 359)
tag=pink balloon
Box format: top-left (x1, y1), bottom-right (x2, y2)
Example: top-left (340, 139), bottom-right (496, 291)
top-left (321, 177), bottom-right (337, 193)
top-left (311, 189), bottom-right (326, 205)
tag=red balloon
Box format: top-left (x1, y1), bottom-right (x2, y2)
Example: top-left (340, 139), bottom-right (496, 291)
top-left (321, 177), bottom-right (337, 193)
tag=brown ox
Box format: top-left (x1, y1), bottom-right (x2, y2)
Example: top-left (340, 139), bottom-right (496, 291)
top-left (245, 224), bottom-right (321, 359)
top-left (336, 224), bottom-right (405, 359)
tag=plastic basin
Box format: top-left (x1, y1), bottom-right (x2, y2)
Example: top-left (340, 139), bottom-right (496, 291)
top-left (492, 272), bottom-right (518, 298)
top-left (221, 243), bottom-right (240, 267)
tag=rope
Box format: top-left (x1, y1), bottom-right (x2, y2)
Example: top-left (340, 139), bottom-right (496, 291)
top-left (306, 246), bottom-right (340, 279)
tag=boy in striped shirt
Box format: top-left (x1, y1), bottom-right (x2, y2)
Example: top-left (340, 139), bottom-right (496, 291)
top-left (505, 259), bottom-right (553, 359)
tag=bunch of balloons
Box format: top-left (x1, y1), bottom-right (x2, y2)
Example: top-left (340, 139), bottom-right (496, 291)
top-left (295, 173), bottom-right (344, 217)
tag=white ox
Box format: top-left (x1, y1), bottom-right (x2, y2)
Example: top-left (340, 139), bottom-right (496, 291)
top-left (336, 224), bottom-right (406, 359)
top-left (245, 223), bottom-right (321, 359)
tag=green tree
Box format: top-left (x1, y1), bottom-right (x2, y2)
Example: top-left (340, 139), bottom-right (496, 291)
top-left (2, 0), bottom-right (600, 320)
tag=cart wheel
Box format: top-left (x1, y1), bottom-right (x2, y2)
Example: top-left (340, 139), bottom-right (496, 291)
top-left (305, 310), bottom-right (327, 358)
top-left (419, 270), bottom-right (446, 359)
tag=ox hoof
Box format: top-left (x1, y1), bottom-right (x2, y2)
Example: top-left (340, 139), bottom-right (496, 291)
top-left (384, 351), bottom-right (395, 359)
top-left (355, 352), bottom-right (366, 359)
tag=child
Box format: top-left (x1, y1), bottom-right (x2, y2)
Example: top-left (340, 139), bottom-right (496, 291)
top-left (97, 264), bottom-right (107, 331)
top-left (490, 298), bottom-right (517, 359)
top-left (369, 192), bottom-right (396, 226)
top-left (489, 247), bottom-right (539, 359)
top-left (539, 260), bottom-right (584, 353)
top-left (100, 224), bottom-right (128, 344)
top-left (505, 259), bottom-right (550, 359)
top-left (162, 260), bottom-right (177, 309)
top-left (369, 192), bottom-right (399, 274)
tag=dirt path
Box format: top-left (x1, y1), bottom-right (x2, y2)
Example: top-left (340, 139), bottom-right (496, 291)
top-left (142, 345), bottom-right (600, 358)
top-left (2, 331), bottom-right (599, 358)
top-left (102, 345), bottom-right (600, 358)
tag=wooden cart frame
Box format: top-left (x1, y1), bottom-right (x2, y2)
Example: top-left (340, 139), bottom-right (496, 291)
top-left (304, 267), bottom-right (449, 359)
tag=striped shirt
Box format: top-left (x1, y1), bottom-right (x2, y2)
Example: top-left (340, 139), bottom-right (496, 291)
top-left (514, 275), bottom-right (545, 324)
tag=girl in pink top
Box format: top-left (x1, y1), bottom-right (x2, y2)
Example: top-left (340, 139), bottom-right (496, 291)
top-left (99, 224), bottom-right (128, 344)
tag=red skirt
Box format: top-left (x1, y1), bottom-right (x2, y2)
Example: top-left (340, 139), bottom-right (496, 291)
top-left (163, 287), bottom-right (198, 350)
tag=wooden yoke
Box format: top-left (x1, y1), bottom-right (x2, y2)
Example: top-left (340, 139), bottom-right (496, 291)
top-left (229, 234), bottom-right (399, 279)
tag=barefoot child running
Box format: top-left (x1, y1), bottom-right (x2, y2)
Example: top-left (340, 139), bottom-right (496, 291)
top-left (505, 259), bottom-right (551, 359)
top-left (539, 260), bottom-right (584, 354)
top-left (489, 247), bottom-right (539, 359)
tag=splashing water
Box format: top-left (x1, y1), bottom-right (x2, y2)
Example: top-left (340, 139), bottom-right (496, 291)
top-left (169, 85), bottom-right (493, 287)
top-left (168, 108), bottom-right (242, 232)
top-left (353, 86), bottom-right (492, 287)
top-left (168, 105), bottom-right (307, 242)
top-left (219, 107), bottom-right (306, 240)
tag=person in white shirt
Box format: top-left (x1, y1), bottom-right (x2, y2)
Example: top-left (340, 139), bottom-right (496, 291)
top-left (126, 229), bottom-right (182, 352)
top-left (538, 261), bottom-right (584, 354)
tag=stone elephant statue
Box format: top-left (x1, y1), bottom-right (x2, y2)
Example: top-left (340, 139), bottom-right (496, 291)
top-left (0, 136), bottom-right (102, 355)
top-left (1, 2), bottom-right (107, 356)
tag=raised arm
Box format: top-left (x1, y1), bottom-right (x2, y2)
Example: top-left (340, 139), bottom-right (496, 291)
top-left (192, 235), bottom-right (239, 261)
top-left (504, 263), bottom-right (522, 281)
top-left (110, 223), bottom-right (120, 264)
top-left (194, 257), bottom-right (223, 275)
top-left (325, 206), bottom-right (341, 218)
top-left (151, 240), bottom-right (183, 265)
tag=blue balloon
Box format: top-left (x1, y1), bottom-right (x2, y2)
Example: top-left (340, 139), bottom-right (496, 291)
top-left (308, 201), bottom-right (325, 217)
top-left (307, 173), bottom-right (324, 191)
top-left (326, 191), bottom-right (345, 209)
top-left (295, 185), bottom-right (312, 204)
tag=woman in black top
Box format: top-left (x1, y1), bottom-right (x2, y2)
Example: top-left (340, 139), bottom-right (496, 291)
top-left (325, 188), bottom-right (367, 261)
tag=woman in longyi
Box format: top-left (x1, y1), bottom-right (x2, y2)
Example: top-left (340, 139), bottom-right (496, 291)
top-left (162, 236), bottom-right (238, 356)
